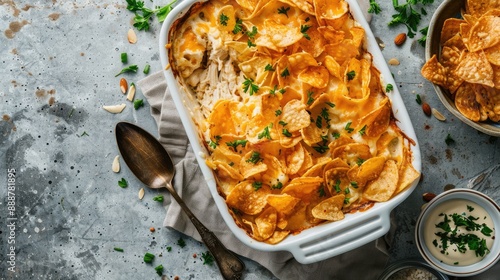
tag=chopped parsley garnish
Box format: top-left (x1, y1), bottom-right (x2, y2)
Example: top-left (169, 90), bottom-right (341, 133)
top-left (326, 102), bottom-right (335, 108)
top-left (346, 70), bottom-right (356, 81)
top-left (418, 26), bottom-right (429, 47)
top-left (202, 251), bottom-right (214, 265)
top-left (226, 139), bottom-right (248, 152)
top-left (344, 187), bottom-right (350, 194)
top-left (445, 133), bottom-right (455, 145)
top-left (359, 125), bottom-right (367, 136)
top-left (386, 83), bottom-right (394, 92)
top-left (252, 181), bottom-right (263, 191)
top-left (321, 108), bottom-right (331, 128)
top-left (258, 124), bottom-right (273, 140)
top-left (344, 122), bottom-right (354, 133)
top-left (332, 132), bottom-right (340, 139)
top-left (318, 185), bottom-right (326, 197)
top-left (134, 99), bottom-right (144, 110)
top-left (333, 179), bottom-right (341, 193)
top-left (300, 25), bottom-right (311, 40)
top-left (315, 115), bottom-right (323, 129)
top-left (351, 181), bottom-right (358, 188)
top-left (143, 252), bottom-right (155, 263)
top-left (208, 135), bottom-right (222, 149)
top-left (306, 90), bottom-right (315, 105)
top-left (313, 144), bottom-right (329, 154)
top-left (280, 67), bottom-right (290, 78)
top-left (368, 0), bottom-right (381, 14)
top-left (265, 64), bottom-right (275, 71)
top-left (269, 85), bottom-right (285, 95)
top-left (177, 238), bottom-right (186, 248)
top-left (416, 94), bottom-right (422, 105)
top-left (277, 6), bottom-right (290, 17)
top-left (118, 178), bottom-right (128, 188)
top-left (155, 264), bottom-right (164, 276)
top-left (219, 13), bottom-right (229, 26)
top-left (126, 0), bottom-right (177, 31)
top-left (153, 195), bottom-right (164, 202)
top-left (356, 158), bottom-right (365, 166)
top-left (272, 181), bottom-right (283, 189)
top-left (115, 64), bottom-right (139, 77)
top-left (233, 18), bottom-right (243, 34)
top-left (166, 246), bottom-right (172, 252)
top-left (275, 109), bottom-right (282, 116)
top-left (121, 52), bottom-right (128, 63)
top-left (344, 197), bottom-right (350, 204)
top-left (246, 151), bottom-right (263, 164)
top-left (282, 129), bottom-right (292, 137)
top-left (279, 120), bottom-right (287, 126)
top-left (242, 76), bottom-right (259, 95)
top-left (114, 247), bottom-right (124, 252)
top-left (432, 211), bottom-right (492, 258)
top-left (143, 64), bottom-right (150, 74)
top-left (467, 205), bottom-right (474, 212)
top-left (246, 26), bottom-right (258, 38)
top-left (246, 26), bottom-right (258, 47)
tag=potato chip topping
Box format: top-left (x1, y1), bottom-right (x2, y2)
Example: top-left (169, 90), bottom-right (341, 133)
top-left (169, 0), bottom-right (419, 244)
top-left (421, 0), bottom-right (500, 123)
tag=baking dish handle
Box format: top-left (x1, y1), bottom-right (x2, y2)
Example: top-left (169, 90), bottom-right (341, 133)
top-left (288, 210), bottom-right (391, 264)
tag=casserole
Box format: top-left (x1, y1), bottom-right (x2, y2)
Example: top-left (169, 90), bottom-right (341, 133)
top-left (160, 0), bottom-right (422, 264)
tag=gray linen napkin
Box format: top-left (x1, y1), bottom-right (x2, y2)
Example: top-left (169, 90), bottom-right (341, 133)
top-left (137, 71), bottom-right (392, 280)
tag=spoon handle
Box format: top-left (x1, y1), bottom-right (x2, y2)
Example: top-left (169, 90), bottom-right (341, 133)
top-left (166, 183), bottom-right (245, 280)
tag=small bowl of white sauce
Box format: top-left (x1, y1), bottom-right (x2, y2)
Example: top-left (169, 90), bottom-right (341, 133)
top-left (415, 188), bottom-right (500, 277)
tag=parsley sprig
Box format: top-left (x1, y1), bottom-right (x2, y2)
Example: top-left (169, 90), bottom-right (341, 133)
top-left (202, 251), bottom-right (214, 265)
top-left (368, 0), bottom-right (382, 14)
top-left (388, 0), bottom-right (434, 38)
top-left (126, 0), bottom-right (177, 31)
top-left (242, 76), bottom-right (259, 95)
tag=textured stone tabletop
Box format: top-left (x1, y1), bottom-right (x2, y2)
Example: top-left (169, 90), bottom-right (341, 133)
top-left (1, 0), bottom-right (499, 279)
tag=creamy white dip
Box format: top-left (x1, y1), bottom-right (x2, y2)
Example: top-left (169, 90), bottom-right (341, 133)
top-left (423, 199), bottom-right (495, 266)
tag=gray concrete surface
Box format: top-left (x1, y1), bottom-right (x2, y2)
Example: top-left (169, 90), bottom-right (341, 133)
top-left (0, 0), bottom-right (498, 279)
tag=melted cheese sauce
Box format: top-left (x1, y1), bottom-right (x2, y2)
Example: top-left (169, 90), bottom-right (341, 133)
top-left (423, 199), bottom-right (495, 266)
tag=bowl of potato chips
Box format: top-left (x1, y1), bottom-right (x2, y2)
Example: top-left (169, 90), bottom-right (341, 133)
top-left (422, 0), bottom-right (500, 136)
top-left (160, 0), bottom-right (421, 263)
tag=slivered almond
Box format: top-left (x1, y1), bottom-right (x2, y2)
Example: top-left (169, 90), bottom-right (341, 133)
top-left (120, 78), bottom-right (128, 94)
top-left (103, 103), bottom-right (126, 113)
top-left (128, 29), bottom-right (137, 44)
top-left (431, 108), bottom-right (446, 121)
top-left (112, 155), bottom-right (120, 173)
top-left (138, 188), bottom-right (145, 200)
top-left (126, 83), bottom-right (136, 101)
top-left (388, 58), bottom-right (400, 65)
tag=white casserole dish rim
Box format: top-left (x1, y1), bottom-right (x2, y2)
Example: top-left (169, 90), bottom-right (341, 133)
top-left (159, 0), bottom-right (422, 264)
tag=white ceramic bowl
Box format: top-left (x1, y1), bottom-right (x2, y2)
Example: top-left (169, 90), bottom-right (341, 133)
top-left (426, 0), bottom-right (500, 136)
top-left (160, 0), bottom-right (422, 264)
top-left (415, 189), bottom-right (500, 277)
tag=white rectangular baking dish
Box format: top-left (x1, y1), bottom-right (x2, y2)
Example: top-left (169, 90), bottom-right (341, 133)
top-left (159, 0), bottom-right (422, 264)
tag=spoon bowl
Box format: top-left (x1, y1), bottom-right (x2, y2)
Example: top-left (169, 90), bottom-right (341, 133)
top-left (115, 122), bottom-right (245, 280)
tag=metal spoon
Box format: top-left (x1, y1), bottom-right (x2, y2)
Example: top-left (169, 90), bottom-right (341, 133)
top-left (115, 122), bottom-right (245, 280)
